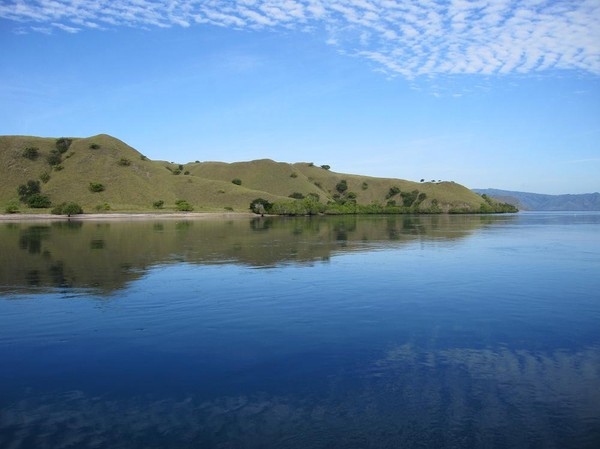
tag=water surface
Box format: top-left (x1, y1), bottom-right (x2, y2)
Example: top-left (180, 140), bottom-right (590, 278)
top-left (1, 213), bottom-right (599, 448)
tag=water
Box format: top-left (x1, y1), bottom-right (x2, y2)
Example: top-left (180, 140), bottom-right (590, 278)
top-left (0, 213), bottom-right (599, 448)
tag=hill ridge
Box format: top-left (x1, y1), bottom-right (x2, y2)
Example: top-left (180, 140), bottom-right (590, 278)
top-left (1, 134), bottom-right (497, 214)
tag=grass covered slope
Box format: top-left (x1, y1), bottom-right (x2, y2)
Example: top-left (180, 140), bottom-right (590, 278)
top-left (1, 134), bottom-right (500, 214)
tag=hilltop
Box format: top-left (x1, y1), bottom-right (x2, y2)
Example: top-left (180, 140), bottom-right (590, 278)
top-left (473, 189), bottom-right (600, 211)
top-left (1, 134), bottom-right (509, 215)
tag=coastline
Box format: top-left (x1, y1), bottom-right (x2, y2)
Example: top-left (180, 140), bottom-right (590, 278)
top-left (0, 212), bottom-right (255, 222)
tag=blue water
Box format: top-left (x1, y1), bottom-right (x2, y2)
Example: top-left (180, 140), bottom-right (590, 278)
top-left (0, 213), bottom-right (599, 448)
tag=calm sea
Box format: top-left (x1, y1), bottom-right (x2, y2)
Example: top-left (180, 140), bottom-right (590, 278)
top-left (1, 212), bottom-right (599, 448)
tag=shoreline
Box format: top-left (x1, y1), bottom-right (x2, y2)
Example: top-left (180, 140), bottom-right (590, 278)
top-left (0, 212), bottom-right (255, 222)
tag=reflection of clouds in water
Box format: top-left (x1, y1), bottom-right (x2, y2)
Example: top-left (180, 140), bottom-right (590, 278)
top-left (2, 346), bottom-right (599, 449)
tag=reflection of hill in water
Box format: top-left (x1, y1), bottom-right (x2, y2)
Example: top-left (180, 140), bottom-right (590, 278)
top-left (1, 215), bottom-right (515, 294)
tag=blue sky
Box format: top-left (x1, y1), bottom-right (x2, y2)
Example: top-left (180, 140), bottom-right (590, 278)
top-left (1, 1), bottom-right (599, 194)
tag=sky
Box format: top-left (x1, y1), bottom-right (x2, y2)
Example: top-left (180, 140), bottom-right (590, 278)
top-left (1, 1), bottom-right (599, 194)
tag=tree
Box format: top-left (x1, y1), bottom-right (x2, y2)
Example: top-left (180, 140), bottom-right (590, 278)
top-left (17, 180), bottom-right (41, 202)
top-left (336, 180), bottom-right (348, 194)
top-left (250, 198), bottom-right (272, 215)
top-left (52, 202), bottom-right (83, 216)
top-left (321, 165), bottom-right (330, 170)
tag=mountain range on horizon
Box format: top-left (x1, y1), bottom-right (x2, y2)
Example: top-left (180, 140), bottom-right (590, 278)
top-left (473, 189), bottom-right (600, 211)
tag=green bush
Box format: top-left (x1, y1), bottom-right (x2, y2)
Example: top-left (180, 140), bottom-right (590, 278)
top-left (231, 178), bottom-right (242, 186)
top-left (89, 182), bottom-right (105, 192)
top-left (290, 172), bottom-right (298, 178)
top-left (289, 192), bottom-right (305, 199)
top-left (55, 138), bottom-right (72, 154)
top-left (386, 186), bottom-right (401, 199)
top-left (94, 203), bottom-right (111, 212)
top-left (172, 169), bottom-right (181, 175)
top-left (152, 200), bottom-right (164, 209)
top-left (27, 193), bottom-right (51, 208)
top-left (4, 201), bottom-right (20, 214)
top-left (117, 158), bottom-right (131, 166)
top-left (22, 147), bottom-right (39, 160)
top-left (175, 199), bottom-right (193, 211)
top-left (140, 155), bottom-right (147, 160)
top-left (361, 182), bottom-right (368, 190)
top-left (224, 206), bottom-right (234, 211)
top-left (53, 165), bottom-right (64, 171)
top-left (89, 143), bottom-right (100, 149)
top-left (46, 150), bottom-right (62, 166)
top-left (321, 165), bottom-right (330, 170)
top-left (39, 172), bottom-right (50, 183)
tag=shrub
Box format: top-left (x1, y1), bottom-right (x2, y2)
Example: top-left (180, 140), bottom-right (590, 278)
top-left (53, 165), bottom-right (64, 171)
top-left (231, 178), bottom-right (242, 186)
top-left (308, 162), bottom-right (314, 167)
top-left (117, 158), bottom-right (131, 166)
top-left (94, 203), bottom-right (111, 212)
top-left (39, 172), bottom-right (50, 183)
top-left (184, 171), bottom-right (190, 175)
top-left (4, 201), bottom-right (20, 214)
top-left (55, 138), bottom-right (72, 154)
top-left (361, 182), bottom-right (368, 190)
top-left (290, 172), bottom-right (298, 178)
top-left (289, 192), bottom-right (305, 199)
top-left (27, 193), bottom-right (51, 208)
top-left (153, 200), bottom-right (164, 209)
top-left (172, 169), bottom-right (181, 175)
top-left (224, 206), bottom-right (233, 211)
top-left (140, 155), bottom-right (147, 160)
top-left (386, 186), bottom-right (401, 199)
top-left (46, 150), bottom-right (62, 166)
top-left (89, 182), bottom-right (105, 192)
top-left (321, 164), bottom-right (330, 170)
top-left (22, 147), bottom-right (39, 160)
top-left (89, 143), bottom-right (100, 149)
top-left (175, 199), bottom-right (193, 211)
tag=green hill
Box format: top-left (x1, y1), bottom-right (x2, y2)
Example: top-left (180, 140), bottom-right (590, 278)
top-left (1, 134), bottom-right (502, 214)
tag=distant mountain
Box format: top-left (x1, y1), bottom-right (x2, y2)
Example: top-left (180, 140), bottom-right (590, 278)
top-left (473, 189), bottom-right (600, 211)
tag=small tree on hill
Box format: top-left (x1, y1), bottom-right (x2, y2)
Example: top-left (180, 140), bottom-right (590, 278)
top-left (336, 180), bottom-right (348, 194)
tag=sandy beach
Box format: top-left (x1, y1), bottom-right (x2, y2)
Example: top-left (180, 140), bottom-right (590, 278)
top-left (0, 212), bottom-right (255, 221)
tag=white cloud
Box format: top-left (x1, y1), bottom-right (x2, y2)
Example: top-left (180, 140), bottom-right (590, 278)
top-left (1, 0), bottom-right (599, 77)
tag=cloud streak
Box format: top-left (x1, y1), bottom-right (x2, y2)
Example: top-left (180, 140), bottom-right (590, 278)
top-left (1, 0), bottom-right (599, 77)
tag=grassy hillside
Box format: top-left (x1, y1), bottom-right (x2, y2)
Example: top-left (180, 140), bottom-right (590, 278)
top-left (1, 134), bottom-right (492, 214)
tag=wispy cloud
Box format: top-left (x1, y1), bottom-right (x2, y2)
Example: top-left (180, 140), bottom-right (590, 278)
top-left (2, 0), bottom-right (599, 77)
